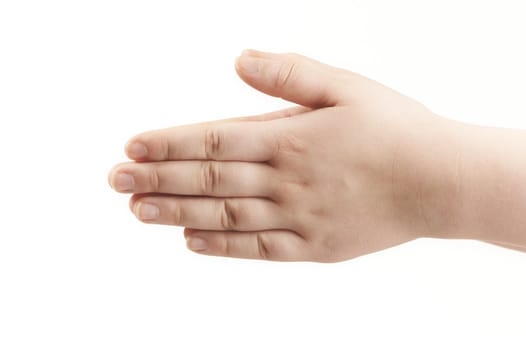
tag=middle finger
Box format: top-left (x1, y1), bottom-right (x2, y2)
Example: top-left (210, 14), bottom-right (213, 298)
top-left (110, 160), bottom-right (277, 198)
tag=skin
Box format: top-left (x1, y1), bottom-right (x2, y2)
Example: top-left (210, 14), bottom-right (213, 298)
top-left (108, 49), bottom-right (526, 262)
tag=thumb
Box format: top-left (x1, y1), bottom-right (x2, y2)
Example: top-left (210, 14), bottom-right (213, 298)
top-left (235, 49), bottom-right (351, 108)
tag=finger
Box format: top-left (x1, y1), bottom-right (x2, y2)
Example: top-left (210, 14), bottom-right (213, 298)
top-left (130, 196), bottom-right (289, 232)
top-left (110, 160), bottom-right (276, 197)
top-left (125, 119), bottom-right (281, 162)
top-left (184, 228), bottom-right (309, 261)
top-left (124, 106), bottom-right (309, 161)
top-left (235, 49), bottom-right (351, 108)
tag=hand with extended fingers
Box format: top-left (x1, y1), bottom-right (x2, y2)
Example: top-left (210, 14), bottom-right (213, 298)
top-left (109, 49), bottom-right (526, 262)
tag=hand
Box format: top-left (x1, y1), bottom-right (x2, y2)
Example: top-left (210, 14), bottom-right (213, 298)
top-left (108, 49), bottom-right (461, 262)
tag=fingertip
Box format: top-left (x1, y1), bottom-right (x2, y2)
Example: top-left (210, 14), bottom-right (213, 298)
top-left (186, 236), bottom-right (208, 252)
top-left (234, 54), bottom-right (242, 73)
top-left (237, 49), bottom-right (257, 58)
top-left (128, 193), bottom-right (146, 212)
top-left (240, 49), bottom-right (271, 58)
top-left (128, 195), bottom-right (136, 212)
top-left (125, 140), bottom-right (148, 160)
top-left (235, 52), bottom-right (260, 77)
top-left (107, 167), bottom-right (115, 189)
top-left (184, 229), bottom-right (209, 253)
top-left (107, 163), bottom-right (122, 190)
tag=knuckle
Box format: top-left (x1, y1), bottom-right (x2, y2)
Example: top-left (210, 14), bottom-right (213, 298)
top-left (219, 199), bottom-right (238, 230)
top-left (271, 175), bottom-right (309, 205)
top-left (256, 232), bottom-right (272, 260)
top-left (200, 161), bottom-right (221, 194)
top-left (148, 168), bottom-right (161, 192)
top-left (275, 131), bottom-right (306, 157)
top-left (222, 233), bottom-right (233, 257)
top-left (171, 201), bottom-right (184, 226)
top-left (160, 137), bottom-right (170, 160)
top-left (276, 59), bottom-right (298, 89)
top-left (204, 127), bottom-right (223, 159)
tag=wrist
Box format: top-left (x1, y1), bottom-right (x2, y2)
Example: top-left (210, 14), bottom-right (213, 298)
top-left (444, 124), bottom-right (526, 245)
top-left (400, 114), bottom-right (472, 240)
top-left (418, 117), bottom-right (526, 247)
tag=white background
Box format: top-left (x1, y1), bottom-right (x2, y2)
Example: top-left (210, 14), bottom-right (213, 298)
top-left (1, 0), bottom-right (525, 349)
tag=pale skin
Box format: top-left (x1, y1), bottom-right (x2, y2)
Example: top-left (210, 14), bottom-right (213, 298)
top-left (108, 49), bottom-right (526, 262)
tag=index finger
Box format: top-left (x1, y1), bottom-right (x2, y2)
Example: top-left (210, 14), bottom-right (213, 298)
top-left (125, 106), bottom-right (308, 162)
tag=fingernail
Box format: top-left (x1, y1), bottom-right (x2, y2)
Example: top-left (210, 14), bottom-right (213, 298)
top-left (186, 236), bottom-right (208, 251)
top-left (237, 54), bottom-right (259, 75)
top-left (126, 142), bottom-right (148, 159)
top-left (115, 173), bottom-right (135, 192)
top-left (136, 202), bottom-right (159, 220)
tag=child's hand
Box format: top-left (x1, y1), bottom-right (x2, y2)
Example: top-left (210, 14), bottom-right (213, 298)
top-left (108, 50), bottom-right (466, 262)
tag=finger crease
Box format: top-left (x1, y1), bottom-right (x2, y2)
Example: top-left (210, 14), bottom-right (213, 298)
top-left (256, 232), bottom-right (270, 260)
top-left (220, 199), bottom-right (237, 230)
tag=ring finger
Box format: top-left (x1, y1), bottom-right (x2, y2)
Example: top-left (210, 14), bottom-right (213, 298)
top-left (129, 195), bottom-right (289, 231)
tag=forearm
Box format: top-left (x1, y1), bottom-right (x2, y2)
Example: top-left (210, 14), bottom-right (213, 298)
top-left (439, 121), bottom-right (526, 248)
